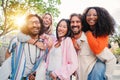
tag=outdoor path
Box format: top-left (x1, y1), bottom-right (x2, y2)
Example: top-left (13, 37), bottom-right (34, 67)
top-left (71, 64), bottom-right (120, 80)
top-left (0, 64), bottom-right (120, 80)
top-left (112, 64), bottom-right (120, 80)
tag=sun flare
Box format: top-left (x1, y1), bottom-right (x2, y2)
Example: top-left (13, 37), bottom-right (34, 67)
top-left (14, 15), bottom-right (26, 28)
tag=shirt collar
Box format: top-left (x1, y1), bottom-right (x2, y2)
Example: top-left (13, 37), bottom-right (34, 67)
top-left (77, 31), bottom-right (87, 42)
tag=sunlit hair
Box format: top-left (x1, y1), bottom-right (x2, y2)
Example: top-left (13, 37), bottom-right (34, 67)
top-left (42, 13), bottom-right (53, 34)
top-left (56, 19), bottom-right (71, 40)
top-left (82, 6), bottom-right (115, 37)
top-left (21, 14), bottom-right (44, 35)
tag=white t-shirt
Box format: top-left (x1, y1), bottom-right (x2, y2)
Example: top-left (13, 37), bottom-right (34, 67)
top-left (47, 46), bottom-right (62, 71)
top-left (23, 43), bottom-right (42, 77)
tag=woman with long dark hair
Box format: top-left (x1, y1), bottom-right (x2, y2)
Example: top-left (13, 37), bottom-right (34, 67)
top-left (46, 19), bottom-right (78, 80)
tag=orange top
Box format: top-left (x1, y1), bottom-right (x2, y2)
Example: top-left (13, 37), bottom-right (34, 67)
top-left (72, 38), bottom-right (80, 51)
top-left (86, 31), bottom-right (108, 55)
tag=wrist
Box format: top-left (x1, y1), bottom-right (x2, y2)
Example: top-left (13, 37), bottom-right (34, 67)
top-left (34, 41), bottom-right (39, 47)
top-left (33, 39), bottom-right (39, 45)
top-left (52, 71), bottom-right (57, 78)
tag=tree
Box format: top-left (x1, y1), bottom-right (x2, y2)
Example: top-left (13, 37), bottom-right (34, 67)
top-left (0, 0), bottom-right (61, 36)
top-left (110, 25), bottom-right (120, 48)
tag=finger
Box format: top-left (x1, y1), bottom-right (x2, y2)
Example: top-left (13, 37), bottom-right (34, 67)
top-left (29, 74), bottom-right (35, 80)
top-left (30, 76), bottom-right (35, 80)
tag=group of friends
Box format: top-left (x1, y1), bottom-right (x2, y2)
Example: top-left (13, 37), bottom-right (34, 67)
top-left (0, 6), bottom-right (117, 80)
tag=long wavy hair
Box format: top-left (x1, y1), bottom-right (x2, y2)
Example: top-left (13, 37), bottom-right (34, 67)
top-left (21, 14), bottom-right (44, 36)
top-left (82, 7), bottom-right (115, 37)
top-left (54, 19), bottom-right (71, 47)
top-left (42, 13), bottom-right (53, 34)
top-left (42, 13), bottom-right (53, 25)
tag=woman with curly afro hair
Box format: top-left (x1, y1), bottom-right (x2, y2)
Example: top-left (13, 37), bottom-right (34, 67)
top-left (82, 6), bottom-right (117, 80)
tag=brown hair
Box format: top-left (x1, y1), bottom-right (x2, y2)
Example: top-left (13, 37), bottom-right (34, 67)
top-left (21, 14), bottom-right (44, 35)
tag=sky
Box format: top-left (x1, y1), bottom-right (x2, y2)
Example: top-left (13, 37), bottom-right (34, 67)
top-left (57, 0), bottom-right (120, 25)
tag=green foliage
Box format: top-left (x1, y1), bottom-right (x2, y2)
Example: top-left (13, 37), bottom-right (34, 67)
top-left (113, 48), bottom-right (120, 55)
top-left (110, 25), bottom-right (120, 48)
top-left (0, 41), bottom-right (2, 47)
top-left (0, 0), bottom-right (61, 36)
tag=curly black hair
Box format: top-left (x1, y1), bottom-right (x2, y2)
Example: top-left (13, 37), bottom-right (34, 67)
top-left (82, 6), bottom-right (115, 37)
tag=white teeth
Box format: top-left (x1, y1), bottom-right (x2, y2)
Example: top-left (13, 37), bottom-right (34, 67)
top-left (44, 22), bottom-right (49, 25)
top-left (73, 27), bottom-right (78, 30)
top-left (58, 30), bottom-right (64, 35)
top-left (58, 31), bottom-right (63, 34)
top-left (89, 20), bottom-right (94, 22)
top-left (89, 19), bottom-right (96, 23)
top-left (34, 29), bottom-right (39, 32)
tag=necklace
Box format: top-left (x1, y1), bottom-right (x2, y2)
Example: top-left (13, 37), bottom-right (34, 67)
top-left (28, 43), bottom-right (38, 65)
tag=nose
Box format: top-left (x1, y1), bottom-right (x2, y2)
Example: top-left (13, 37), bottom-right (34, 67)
top-left (46, 18), bottom-right (49, 21)
top-left (33, 22), bottom-right (39, 27)
top-left (89, 15), bottom-right (94, 18)
top-left (33, 22), bottom-right (37, 27)
top-left (58, 26), bottom-right (62, 31)
top-left (45, 18), bottom-right (50, 23)
top-left (58, 26), bottom-right (64, 32)
top-left (73, 22), bottom-right (77, 26)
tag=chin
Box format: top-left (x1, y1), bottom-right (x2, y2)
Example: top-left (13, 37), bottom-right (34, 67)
top-left (45, 25), bottom-right (49, 28)
top-left (73, 31), bottom-right (80, 35)
top-left (73, 31), bottom-right (78, 34)
top-left (58, 35), bottom-right (64, 38)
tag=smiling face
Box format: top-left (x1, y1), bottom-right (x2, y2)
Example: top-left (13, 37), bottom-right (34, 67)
top-left (27, 16), bottom-right (41, 36)
top-left (57, 20), bottom-right (68, 38)
top-left (86, 9), bottom-right (98, 29)
top-left (43, 14), bottom-right (52, 28)
top-left (70, 16), bottom-right (82, 35)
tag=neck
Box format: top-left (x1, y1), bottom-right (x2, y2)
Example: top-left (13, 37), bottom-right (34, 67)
top-left (90, 26), bottom-right (95, 31)
top-left (30, 35), bottom-right (39, 39)
top-left (45, 27), bottom-right (52, 35)
top-left (73, 31), bottom-right (82, 39)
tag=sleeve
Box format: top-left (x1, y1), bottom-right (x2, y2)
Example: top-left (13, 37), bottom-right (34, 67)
top-left (86, 31), bottom-right (108, 55)
top-left (0, 56), bottom-right (12, 80)
top-left (54, 37), bottom-right (78, 79)
top-left (7, 37), bottom-right (17, 53)
top-left (17, 32), bottom-right (31, 42)
top-left (8, 32), bottom-right (30, 53)
top-left (96, 47), bottom-right (117, 80)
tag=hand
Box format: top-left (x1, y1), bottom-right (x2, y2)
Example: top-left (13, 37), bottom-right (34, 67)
top-left (40, 34), bottom-right (53, 50)
top-left (27, 39), bottom-right (37, 45)
top-left (50, 72), bottom-right (57, 80)
top-left (35, 42), bottom-right (46, 50)
top-left (47, 37), bottom-right (53, 49)
top-left (29, 74), bottom-right (35, 80)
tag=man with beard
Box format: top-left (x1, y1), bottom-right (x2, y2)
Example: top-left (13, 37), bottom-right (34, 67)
top-left (70, 13), bottom-right (106, 80)
top-left (0, 14), bottom-right (52, 80)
